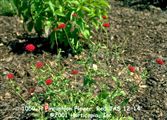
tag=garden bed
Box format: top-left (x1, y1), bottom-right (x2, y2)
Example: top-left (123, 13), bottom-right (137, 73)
top-left (0, 0), bottom-right (167, 119)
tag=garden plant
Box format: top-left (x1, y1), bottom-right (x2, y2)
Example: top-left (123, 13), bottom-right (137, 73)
top-left (13, 0), bottom-right (111, 54)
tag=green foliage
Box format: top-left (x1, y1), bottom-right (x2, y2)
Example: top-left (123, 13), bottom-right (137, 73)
top-left (5, 43), bottom-right (134, 119)
top-left (83, 75), bottom-right (95, 86)
top-left (13, 0), bottom-right (110, 53)
top-left (0, 0), bottom-right (16, 16)
top-left (23, 51), bottom-right (131, 119)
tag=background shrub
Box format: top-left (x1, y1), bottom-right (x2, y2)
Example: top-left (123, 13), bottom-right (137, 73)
top-left (13, 0), bottom-right (110, 54)
top-left (0, 0), bottom-right (16, 16)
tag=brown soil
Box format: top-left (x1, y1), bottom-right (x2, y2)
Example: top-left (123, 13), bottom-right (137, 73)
top-left (0, 0), bottom-right (167, 119)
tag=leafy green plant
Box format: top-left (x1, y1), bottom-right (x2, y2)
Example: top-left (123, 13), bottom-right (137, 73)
top-left (20, 55), bottom-right (131, 119)
top-left (0, 0), bottom-right (16, 16)
top-left (4, 44), bottom-right (134, 119)
top-left (13, 0), bottom-right (110, 53)
top-left (141, 68), bottom-right (149, 80)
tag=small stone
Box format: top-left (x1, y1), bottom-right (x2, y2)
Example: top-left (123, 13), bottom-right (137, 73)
top-left (92, 64), bottom-right (98, 71)
top-left (0, 96), bottom-right (3, 100)
top-left (149, 5), bottom-right (161, 13)
top-left (18, 70), bottom-right (26, 77)
top-left (5, 56), bottom-right (13, 62)
top-left (4, 92), bottom-right (11, 99)
top-left (0, 43), bottom-right (4, 46)
top-left (74, 55), bottom-right (79, 59)
top-left (68, 54), bottom-right (72, 58)
top-left (159, 18), bottom-right (167, 24)
top-left (139, 85), bottom-right (147, 88)
top-left (34, 86), bottom-right (45, 94)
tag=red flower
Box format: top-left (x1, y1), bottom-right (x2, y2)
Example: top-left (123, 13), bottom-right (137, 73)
top-left (45, 79), bottom-right (53, 85)
top-left (102, 15), bottom-right (107, 19)
top-left (128, 66), bottom-right (136, 73)
top-left (35, 61), bottom-right (44, 69)
top-left (43, 103), bottom-right (49, 112)
top-left (72, 13), bottom-right (77, 17)
top-left (71, 70), bottom-right (79, 75)
top-left (7, 73), bottom-right (14, 79)
top-left (103, 23), bottom-right (110, 28)
top-left (156, 58), bottom-right (165, 65)
top-left (58, 23), bottom-right (66, 29)
top-left (25, 44), bottom-right (36, 52)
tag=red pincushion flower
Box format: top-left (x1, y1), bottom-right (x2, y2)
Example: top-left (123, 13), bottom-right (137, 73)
top-left (72, 13), bottom-right (77, 17)
top-left (35, 61), bottom-right (44, 69)
top-left (103, 23), bottom-right (110, 28)
top-left (156, 58), bottom-right (165, 65)
top-left (43, 103), bottom-right (49, 112)
top-left (7, 73), bottom-right (14, 79)
top-left (58, 23), bottom-right (66, 29)
top-left (25, 44), bottom-right (36, 52)
top-left (71, 70), bottom-right (79, 75)
top-left (102, 15), bottom-right (107, 19)
top-left (128, 66), bottom-right (136, 73)
top-left (45, 79), bottom-right (53, 85)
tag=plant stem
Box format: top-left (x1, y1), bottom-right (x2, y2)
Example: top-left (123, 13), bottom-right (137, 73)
top-left (64, 29), bottom-right (74, 51)
top-left (16, 91), bottom-right (28, 104)
top-left (54, 31), bottom-right (59, 53)
top-left (8, 81), bottom-right (28, 104)
top-left (105, 29), bottom-right (109, 48)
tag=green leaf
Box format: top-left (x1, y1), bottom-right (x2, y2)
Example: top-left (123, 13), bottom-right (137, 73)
top-left (55, 10), bottom-right (65, 16)
top-left (68, 1), bottom-right (80, 5)
top-left (111, 89), bottom-right (126, 100)
top-left (76, 19), bottom-right (85, 30)
top-left (100, 1), bottom-right (111, 8)
top-left (105, 103), bottom-right (111, 113)
top-left (98, 90), bottom-right (109, 99)
top-left (48, 1), bottom-right (55, 13)
top-left (120, 98), bottom-right (129, 107)
top-left (22, 9), bottom-right (30, 22)
top-left (81, 6), bottom-right (91, 12)
top-left (81, 29), bottom-right (90, 39)
top-left (50, 32), bottom-right (56, 49)
top-left (83, 75), bottom-right (95, 86)
top-left (34, 17), bottom-right (43, 35)
top-left (76, 6), bottom-right (81, 12)
top-left (92, 21), bottom-right (99, 30)
top-left (27, 20), bottom-right (34, 32)
top-left (70, 11), bottom-right (75, 20)
top-left (112, 76), bottom-right (121, 87)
